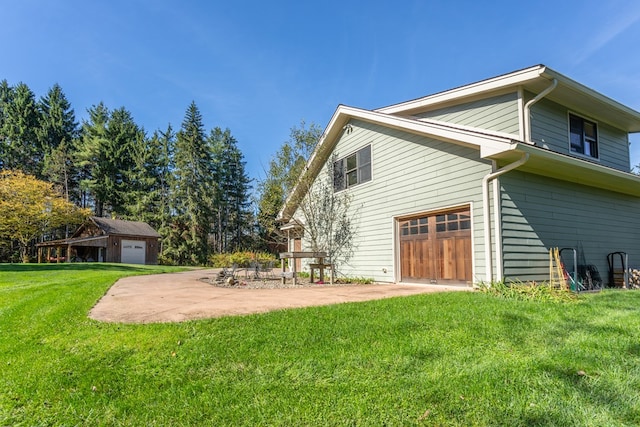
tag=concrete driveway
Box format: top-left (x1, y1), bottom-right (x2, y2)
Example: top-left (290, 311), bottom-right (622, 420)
top-left (89, 269), bottom-right (468, 323)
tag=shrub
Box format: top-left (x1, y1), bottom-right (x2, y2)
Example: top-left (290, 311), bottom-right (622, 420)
top-left (210, 251), bottom-right (279, 268)
top-left (476, 280), bottom-right (578, 303)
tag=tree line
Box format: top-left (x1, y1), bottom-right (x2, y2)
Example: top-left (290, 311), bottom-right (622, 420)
top-left (0, 79), bottom-right (259, 264)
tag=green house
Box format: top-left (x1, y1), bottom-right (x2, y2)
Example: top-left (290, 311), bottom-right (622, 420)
top-left (279, 65), bottom-right (640, 286)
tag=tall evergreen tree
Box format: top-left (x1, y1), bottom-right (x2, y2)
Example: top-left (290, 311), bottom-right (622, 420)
top-left (210, 127), bottom-right (252, 252)
top-left (76, 104), bottom-right (140, 217)
top-left (37, 84), bottom-right (78, 152)
top-left (0, 82), bottom-right (41, 175)
top-left (166, 102), bottom-right (214, 265)
top-left (124, 124), bottom-right (176, 231)
top-left (76, 103), bottom-right (110, 215)
top-left (154, 125), bottom-right (176, 237)
top-left (0, 80), bottom-right (13, 170)
top-left (105, 107), bottom-right (140, 216)
top-left (38, 84), bottom-right (80, 202)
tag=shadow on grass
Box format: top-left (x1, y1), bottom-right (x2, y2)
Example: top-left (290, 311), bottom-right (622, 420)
top-left (0, 262), bottom-right (157, 273)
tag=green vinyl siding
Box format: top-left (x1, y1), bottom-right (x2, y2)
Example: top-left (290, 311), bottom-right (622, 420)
top-left (295, 119), bottom-right (494, 283)
top-left (529, 97), bottom-right (630, 172)
top-left (414, 92), bottom-right (520, 135)
top-left (501, 170), bottom-right (640, 283)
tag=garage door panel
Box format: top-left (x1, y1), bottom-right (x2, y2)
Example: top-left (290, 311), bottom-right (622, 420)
top-left (399, 207), bottom-right (471, 284)
top-left (121, 239), bottom-right (146, 264)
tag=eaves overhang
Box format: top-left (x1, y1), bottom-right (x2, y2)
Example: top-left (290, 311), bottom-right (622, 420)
top-left (277, 105), bottom-right (515, 221)
top-left (378, 65), bottom-right (640, 133)
top-left (36, 235), bottom-right (109, 248)
top-left (486, 143), bottom-right (640, 197)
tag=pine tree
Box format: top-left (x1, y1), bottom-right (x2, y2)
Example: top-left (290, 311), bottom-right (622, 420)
top-left (38, 84), bottom-right (80, 202)
top-left (37, 84), bottom-right (78, 152)
top-left (168, 102), bottom-right (214, 265)
top-left (155, 125), bottom-right (176, 235)
top-left (0, 82), bottom-right (41, 176)
top-left (124, 125), bottom-right (176, 231)
top-left (76, 103), bottom-right (110, 215)
top-left (76, 104), bottom-right (141, 217)
top-left (210, 127), bottom-right (252, 252)
top-left (0, 80), bottom-right (13, 170)
top-left (105, 107), bottom-right (140, 216)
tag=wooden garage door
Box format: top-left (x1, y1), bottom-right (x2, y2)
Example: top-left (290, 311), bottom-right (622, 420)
top-left (399, 208), bottom-right (472, 284)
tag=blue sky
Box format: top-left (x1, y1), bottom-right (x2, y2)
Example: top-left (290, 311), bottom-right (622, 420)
top-left (3, 0), bottom-right (640, 184)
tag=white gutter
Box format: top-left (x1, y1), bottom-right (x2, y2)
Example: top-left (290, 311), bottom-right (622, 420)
top-left (482, 78), bottom-right (557, 283)
top-left (482, 152), bottom-right (529, 282)
top-left (523, 78), bottom-right (557, 142)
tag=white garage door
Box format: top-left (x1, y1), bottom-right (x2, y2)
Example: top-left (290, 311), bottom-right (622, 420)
top-left (121, 240), bottom-right (146, 264)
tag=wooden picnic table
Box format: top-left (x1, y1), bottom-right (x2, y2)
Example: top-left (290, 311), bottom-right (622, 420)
top-left (279, 251), bottom-right (333, 285)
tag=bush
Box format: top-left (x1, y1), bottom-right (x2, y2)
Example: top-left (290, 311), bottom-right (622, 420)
top-left (476, 280), bottom-right (578, 303)
top-left (210, 251), bottom-right (279, 268)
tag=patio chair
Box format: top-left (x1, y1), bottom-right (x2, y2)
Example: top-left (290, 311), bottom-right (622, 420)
top-left (259, 261), bottom-right (276, 280)
top-left (217, 264), bottom-right (238, 283)
top-left (249, 261), bottom-right (261, 280)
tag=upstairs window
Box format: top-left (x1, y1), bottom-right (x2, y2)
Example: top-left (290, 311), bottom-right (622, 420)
top-left (333, 145), bottom-right (371, 192)
top-left (569, 114), bottom-right (598, 158)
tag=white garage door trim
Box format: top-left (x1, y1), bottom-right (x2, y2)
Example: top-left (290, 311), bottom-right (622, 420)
top-left (121, 240), bottom-right (146, 264)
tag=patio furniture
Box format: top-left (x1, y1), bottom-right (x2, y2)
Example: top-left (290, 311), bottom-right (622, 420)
top-left (259, 260), bottom-right (276, 280)
top-left (279, 252), bottom-right (332, 286)
top-left (217, 264), bottom-right (238, 283)
top-left (309, 261), bottom-right (334, 284)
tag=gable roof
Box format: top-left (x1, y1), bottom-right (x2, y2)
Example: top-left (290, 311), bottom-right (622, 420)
top-left (377, 65), bottom-right (640, 133)
top-left (277, 65), bottom-right (640, 221)
top-left (72, 217), bottom-right (161, 238)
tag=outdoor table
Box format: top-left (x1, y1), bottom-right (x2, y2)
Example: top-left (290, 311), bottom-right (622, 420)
top-left (279, 251), bottom-right (333, 285)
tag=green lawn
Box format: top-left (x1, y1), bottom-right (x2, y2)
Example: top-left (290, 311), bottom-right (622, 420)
top-left (2, 264), bottom-right (640, 426)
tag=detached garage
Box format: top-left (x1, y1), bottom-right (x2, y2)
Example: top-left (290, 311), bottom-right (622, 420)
top-left (37, 217), bottom-right (161, 265)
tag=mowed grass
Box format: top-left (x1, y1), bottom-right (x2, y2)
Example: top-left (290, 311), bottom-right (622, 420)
top-left (2, 265), bottom-right (640, 426)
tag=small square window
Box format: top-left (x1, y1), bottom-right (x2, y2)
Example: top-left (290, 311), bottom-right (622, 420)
top-left (333, 144), bottom-right (372, 192)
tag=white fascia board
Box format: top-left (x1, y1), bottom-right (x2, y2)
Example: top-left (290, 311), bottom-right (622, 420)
top-left (376, 65), bottom-right (545, 115)
top-left (540, 68), bottom-right (640, 125)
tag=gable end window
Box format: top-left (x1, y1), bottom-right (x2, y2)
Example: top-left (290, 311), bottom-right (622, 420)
top-left (569, 114), bottom-right (598, 158)
top-left (333, 145), bottom-right (371, 192)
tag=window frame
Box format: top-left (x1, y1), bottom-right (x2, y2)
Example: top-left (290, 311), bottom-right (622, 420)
top-left (568, 112), bottom-right (599, 160)
top-left (333, 144), bottom-right (372, 192)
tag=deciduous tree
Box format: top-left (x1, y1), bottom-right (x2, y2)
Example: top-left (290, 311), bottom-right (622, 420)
top-left (256, 121), bottom-right (321, 251)
top-left (294, 155), bottom-right (356, 272)
top-left (0, 170), bottom-right (89, 262)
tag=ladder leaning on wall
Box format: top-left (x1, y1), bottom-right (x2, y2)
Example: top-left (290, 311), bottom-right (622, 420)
top-left (549, 247), bottom-right (568, 290)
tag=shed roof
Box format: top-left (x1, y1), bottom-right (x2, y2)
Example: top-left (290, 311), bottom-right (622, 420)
top-left (73, 217), bottom-right (161, 238)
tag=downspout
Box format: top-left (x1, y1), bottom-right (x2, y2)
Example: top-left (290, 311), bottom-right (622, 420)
top-left (523, 78), bottom-right (558, 143)
top-left (482, 78), bottom-right (557, 283)
top-left (482, 153), bottom-right (529, 282)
